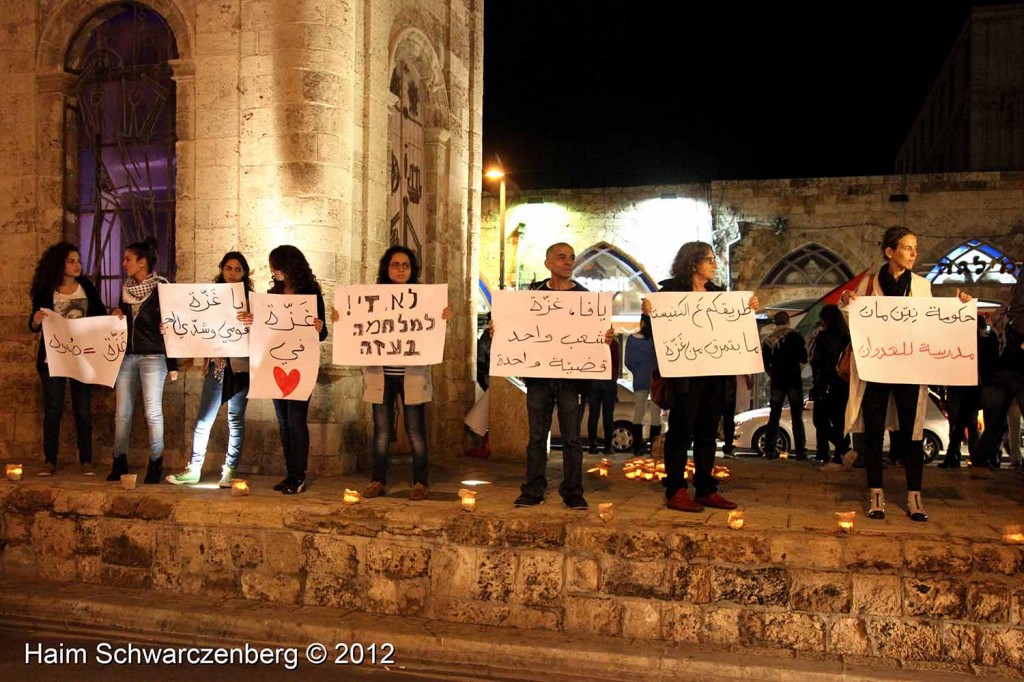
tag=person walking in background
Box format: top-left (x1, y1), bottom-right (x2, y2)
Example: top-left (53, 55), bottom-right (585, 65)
top-left (809, 304), bottom-right (851, 469)
top-left (28, 241), bottom-right (108, 476)
top-left (938, 316), bottom-right (990, 468)
top-left (583, 337), bottom-right (620, 454)
top-left (625, 315), bottom-right (660, 455)
top-left (761, 311), bottom-right (808, 460)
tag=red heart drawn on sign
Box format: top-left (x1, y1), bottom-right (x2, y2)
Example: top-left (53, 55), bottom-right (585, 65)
top-left (273, 367), bottom-right (301, 397)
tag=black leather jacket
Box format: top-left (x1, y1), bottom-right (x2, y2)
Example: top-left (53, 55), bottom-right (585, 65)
top-left (119, 292), bottom-right (178, 371)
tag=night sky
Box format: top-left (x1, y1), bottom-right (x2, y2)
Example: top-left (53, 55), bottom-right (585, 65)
top-left (483, 1), bottom-right (989, 189)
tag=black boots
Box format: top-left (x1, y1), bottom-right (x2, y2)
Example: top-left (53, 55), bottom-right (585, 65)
top-left (106, 454), bottom-right (128, 481)
top-left (632, 424), bottom-right (645, 455)
top-left (144, 457), bottom-right (163, 484)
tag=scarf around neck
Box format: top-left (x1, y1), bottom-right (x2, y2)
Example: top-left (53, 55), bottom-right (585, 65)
top-left (122, 273), bottom-right (166, 308)
top-left (877, 264), bottom-right (912, 297)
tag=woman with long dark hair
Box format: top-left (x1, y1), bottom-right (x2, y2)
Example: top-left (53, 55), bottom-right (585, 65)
top-left (28, 242), bottom-right (107, 476)
top-left (108, 237), bottom-right (179, 484)
top-left (642, 241), bottom-right (760, 512)
top-left (166, 252), bottom-right (254, 487)
top-left (266, 245), bottom-right (327, 495)
top-left (810, 304), bottom-right (851, 468)
top-left (841, 226), bottom-right (971, 521)
top-left (624, 315), bottom-right (660, 455)
top-left (336, 245), bottom-right (451, 501)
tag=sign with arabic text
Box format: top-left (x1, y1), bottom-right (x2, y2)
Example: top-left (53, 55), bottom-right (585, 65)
top-left (157, 283), bottom-right (249, 358)
top-left (247, 293), bottom-right (321, 401)
top-left (489, 290), bottom-right (612, 379)
top-left (848, 297), bottom-right (977, 385)
top-left (333, 284), bottom-right (448, 366)
top-left (42, 311), bottom-right (127, 387)
top-left (648, 291), bottom-right (764, 377)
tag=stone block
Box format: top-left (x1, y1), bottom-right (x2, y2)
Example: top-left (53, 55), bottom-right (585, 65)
top-left (443, 514), bottom-right (503, 547)
top-left (868, 619), bottom-right (941, 661)
top-left (428, 546), bottom-right (476, 598)
top-left (503, 519), bottom-right (564, 549)
top-left (973, 546), bottom-right (1023, 576)
top-left (942, 623), bottom-right (978, 665)
top-left (618, 529), bottom-right (669, 559)
top-left (903, 540), bottom-right (973, 575)
top-left (600, 557), bottom-right (670, 600)
top-left (564, 596), bottom-right (621, 637)
top-left (710, 566), bottom-right (789, 607)
top-left (698, 530), bottom-right (770, 564)
top-left (440, 599), bottom-right (510, 628)
top-left (365, 542), bottom-right (430, 580)
top-left (789, 570), bottom-right (851, 613)
top-left (764, 612), bottom-right (825, 652)
top-left (702, 607), bottom-right (741, 646)
top-left (851, 574), bottom-right (902, 616)
top-left (828, 618), bottom-right (870, 656)
top-left (302, 534), bottom-right (358, 578)
top-left (565, 525), bottom-right (619, 555)
top-left (100, 564), bottom-right (153, 590)
top-left (979, 627), bottom-right (1024, 668)
top-left (513, 551), bottom-right (562, 606)
top-left (365, 575), bottom-right (427, 616)
top-left (904, 578), bottom-right (967, 619)
top-left (738, 610), bottom-right (765, 647)
top-left (670, 562), bottom-right (712, 603)
top-left (662, 602), bottom-right (702, 644)
top-left (1013, 589), bottom-right (1024, 626)
top-left (6, 487), bottom-right (55, 513)
top-left (844, 536), bottom-right (901, 572)
top-left (203, 570), bottom-right (241, 599)
top-left (32, 513), bottom-right (76, 560)
top-left (770, 534), bottom-right (841, 569)
top-left (969, 583), bottom-right (1011, 623)
top-left (476, 550), bottom-right (514, 602)
top-left (621, 599), bottom-right (661, 640)
top-left (101, 529), bottom-right (153, 569)
top-left (566, 556), bottom-right (598, 593)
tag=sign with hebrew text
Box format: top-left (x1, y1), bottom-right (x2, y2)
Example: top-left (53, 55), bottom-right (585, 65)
top-left (848, 297), bottom-right (977, 385)
top-left (248, 293), bottom-right (321, 400)
top-left (490, 290), bottom-right (613, 379)
top-left (332, 284), bottom-right (448, 366)
top-left (648, 291), bottom-right (764, 377)
top-left (42, 312), bottom-right (128, 387)
top-left (157, 283), bottom-right (249, 358)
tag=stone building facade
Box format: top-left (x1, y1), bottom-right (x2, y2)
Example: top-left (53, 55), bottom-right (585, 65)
top-left (0, 0), bottom-right (484, 476)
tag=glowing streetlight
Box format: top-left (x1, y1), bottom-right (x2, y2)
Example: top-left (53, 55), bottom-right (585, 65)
top-left (484, 167), bottom-right (507, 289)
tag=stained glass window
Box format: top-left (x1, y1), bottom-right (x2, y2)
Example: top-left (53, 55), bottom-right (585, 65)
top-left (762, 243), bottom-right (853, 287)
top-left (926, 239), bottom-right (1019, 285)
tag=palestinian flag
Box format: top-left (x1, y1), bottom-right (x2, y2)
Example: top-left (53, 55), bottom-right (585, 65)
top-left (794, 269), bottom-right (869, 338)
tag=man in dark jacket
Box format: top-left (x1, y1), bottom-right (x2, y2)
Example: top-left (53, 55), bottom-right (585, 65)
top-left (761, 311), bottom-right (808, 459)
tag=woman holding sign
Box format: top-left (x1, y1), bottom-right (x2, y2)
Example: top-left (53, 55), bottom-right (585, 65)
top-left (265, 245), bottom-right (327, 495)
top-left (166, 252), bottom-right (254, 488)
top-left (333, 246), bottom-right (451, 501)
top-left (108, 238), bottom-right (179, 484)
top-left (28, 241), bottom-right (107, 476)
top-left (840, 226), bottom-right (972, 521)
top-left (642, 241), bottom-right (759, 513)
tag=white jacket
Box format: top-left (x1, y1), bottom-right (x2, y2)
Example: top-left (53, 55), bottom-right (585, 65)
top-left (361, 366), bottom-right (433, 405)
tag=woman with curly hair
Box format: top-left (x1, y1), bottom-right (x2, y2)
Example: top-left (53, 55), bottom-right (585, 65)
top-left (642, 241), bottom-right (760, 512)
top-left (28, 242), bottom-right (107, 476)
top-left (108, 237), bottom-right (179, 484)
top-left (166, 252), bottom-right (254, 488)
top-left (265, 245), bottom-right (327, 495)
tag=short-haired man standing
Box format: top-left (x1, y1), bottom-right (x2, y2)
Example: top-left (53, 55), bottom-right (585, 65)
top-left (761, 311), bottom-right (808, 459)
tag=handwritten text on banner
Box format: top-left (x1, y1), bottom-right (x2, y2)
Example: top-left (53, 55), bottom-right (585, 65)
top-left (332, 284), bottom-right (448, 366)
top-left (848, 297), bottom-right (977, 386)
top-left (489, 290), bottom-right (612, 379)
top-left (648, 291), bottom-right (764, 377)
top-left (157, 283), bottom-right (249, 358)
top-left (42, 312), bottom-right (128, 388)
top-left (247, 293), bottom-right (321, 401)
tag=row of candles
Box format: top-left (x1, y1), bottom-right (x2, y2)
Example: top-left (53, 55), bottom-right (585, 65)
top-left (6, 463), bottom-right (1024, 543)
top-left (587, 458), bottom-right (732, 482)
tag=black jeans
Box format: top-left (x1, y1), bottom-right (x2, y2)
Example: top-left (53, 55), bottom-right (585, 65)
top-left (862, 382), bottom-right (923, 490)
top-left (722, 376), bottom-right (737, 454)
top-left (813, 385), bottom-right (849, 460)
top-left (978, 370), bottom-right (1024, 467)
top-left (523, 379), bottom-right (583, 500)
top-left (946, 385), bottom-right (981, 459)
top-left (273, 398), bottom-right (311, 480)
top-left (38, 363), bottom-right (93, 465)
top-left (585, 379), bottom-right (616, 445)
top-left (664, 376), bottom-right (724, 499)
top-left (372, 375), bottom-right (429, 486)
top-left (765, 381), bottom-right (805, 454)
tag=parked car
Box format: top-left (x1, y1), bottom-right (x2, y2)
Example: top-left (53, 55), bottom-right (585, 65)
top-left (731, 390), bottom-right (948, 464)
top-left (546, 379), bottom-right (663, 453)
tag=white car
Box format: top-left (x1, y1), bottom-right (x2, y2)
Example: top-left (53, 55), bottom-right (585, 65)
top-left (731, 390), bottom-right (948, 463)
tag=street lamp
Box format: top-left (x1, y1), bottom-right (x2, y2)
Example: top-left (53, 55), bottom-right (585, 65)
top-left (484, 167), bottom-right (506, 290)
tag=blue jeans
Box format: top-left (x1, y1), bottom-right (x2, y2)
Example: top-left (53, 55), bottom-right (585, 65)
top-left (765, 381), bottom-right (806, 455)
top-left (523, 379), bottom-right (584, 500)
top-left (371, 375), bottom-right (429, 486)
top-left (38, 363), bottom-right (93, 464)
top-left (190, 363), bottom-right (248, 470)
top-left (114, 354), bottom-right (168, 461)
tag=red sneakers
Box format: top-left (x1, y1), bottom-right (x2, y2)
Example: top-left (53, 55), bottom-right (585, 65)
top-left (694, 492), bottom-right (738, 510)
top-left (666, 489), bottom-right (705, 513)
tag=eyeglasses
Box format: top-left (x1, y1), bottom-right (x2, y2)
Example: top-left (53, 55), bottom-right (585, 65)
top-left (389, 262), bottom-right (412, 270)
top-left (701, 256), bottom-right (718, 264)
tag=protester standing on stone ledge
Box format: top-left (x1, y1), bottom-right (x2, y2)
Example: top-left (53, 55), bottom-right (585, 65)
top-left (108, 238), bottom-right (179, 485)
top-left (761, 310), bottom-right (808, 460)
top-left (642, 241), bottom-right (760, 513)
top-left (841, 226), bottom-right (972, 522)
top-left (339, 246), bottom-right (452, 502)
top-left (625, 315), bottom-right (660, 455)
top-left (260, 245), bottom-right (327, 495)
top-left (165, 252), bottom-right (254, 488)
top-left (28, 241), bottom-right (108, 477)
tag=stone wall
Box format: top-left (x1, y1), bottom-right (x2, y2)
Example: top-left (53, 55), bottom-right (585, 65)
top-left (3, 486), bottom-right (1023, 675)
top-left (0, 0), bottom-right (483, 477)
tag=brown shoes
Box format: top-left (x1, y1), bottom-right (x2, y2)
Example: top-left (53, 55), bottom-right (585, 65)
top-left (666, 489), bottom-right (704, 513)
top-left (410, 483), bottom-right (429, 501)
top-left (694, 492), bottom-right (738, 510)
top-left (363, 481), bottom-right (385, 498)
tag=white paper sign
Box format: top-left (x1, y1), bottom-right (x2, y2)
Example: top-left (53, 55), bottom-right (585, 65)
top-left (247, 293), bottom-right (321, 401)
top-left (489, 290), bottom-right (612, 379)
top-left (157, 283), bottom-right (250, 358)
top-left (42, 312), bottom-right (128, 388)
top-left (849, 297), bottom-right (978, 386)
top-left (648, 291), bottom-right (764, 377)
top-left (332, 284), bottom-right (448, 366)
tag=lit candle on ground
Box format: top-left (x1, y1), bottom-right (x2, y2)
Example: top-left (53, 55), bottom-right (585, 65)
top-left (231, 479), bottom-right (250, 496)
top-left (778, 451), bottom-right (789, 460)
top-left (586, 466), bottom-right (609, 479)
top-left (727, 510), bottom-right (745, 530)
top-left (1002, 525), bottom-right (1024, 544)
top-left (343, 489), bottom-right (361, 505)
top-left (836, 511), bottom-right (856, 534)
top-left (598, 502), bottom-right (614, 522)
top-left (459, 488), bottom-right (477, 512)
top-left (120, 474), bottom-right (137, 490)
top-left (5, 464), bottom-right (23, 481)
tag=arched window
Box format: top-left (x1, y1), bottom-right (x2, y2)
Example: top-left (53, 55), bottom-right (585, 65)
top-left (927, 239), bottom-right (1019, 285)
top-left (762, 243), bottom-right (853, 287)
top-left (64, 3), bottom-right (178, 305)
top-left (573, 242), bottom-right (656, 318)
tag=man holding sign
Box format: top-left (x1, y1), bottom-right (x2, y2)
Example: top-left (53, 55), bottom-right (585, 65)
top-left (491, 242), bottom-right (613, 510)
